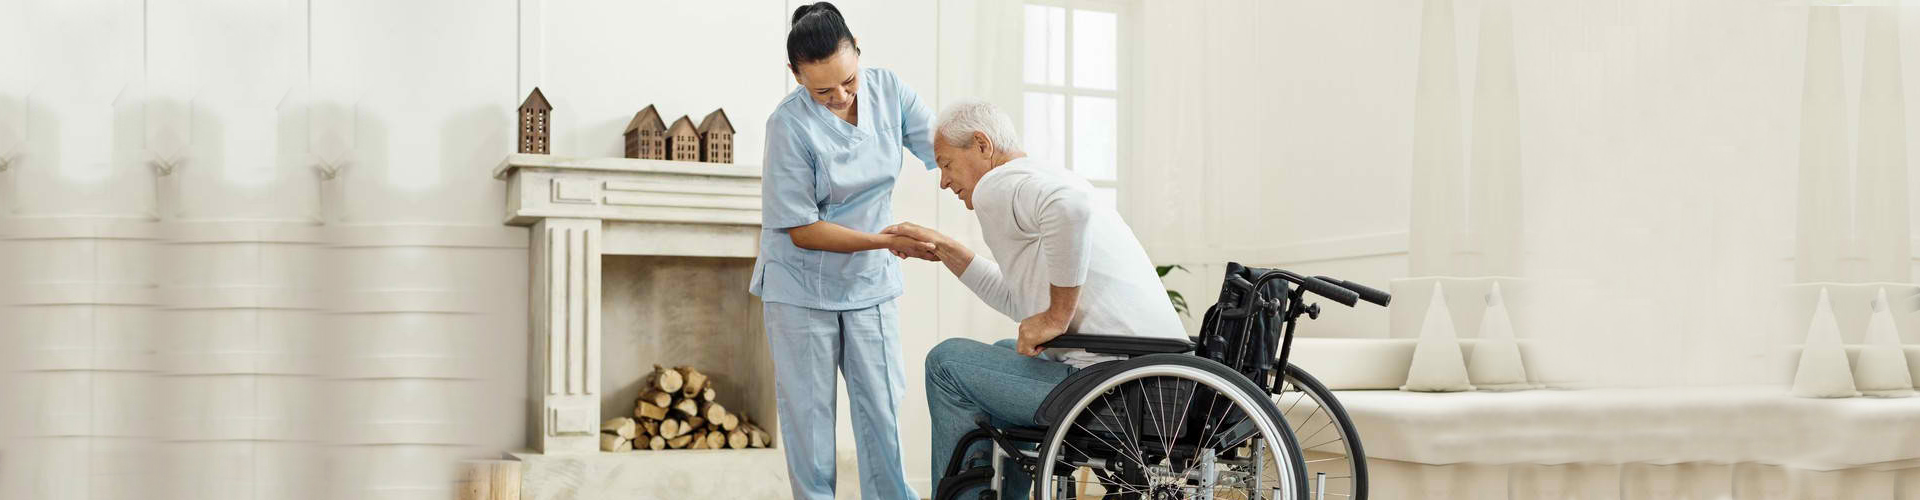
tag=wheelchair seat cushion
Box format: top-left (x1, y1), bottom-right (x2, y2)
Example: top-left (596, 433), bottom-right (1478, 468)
top-left (1040, 333), bottom-right (1194, 357)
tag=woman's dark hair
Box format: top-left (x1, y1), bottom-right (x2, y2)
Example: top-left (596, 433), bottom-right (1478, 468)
top-left (787, 2), bottom-right (859, 70)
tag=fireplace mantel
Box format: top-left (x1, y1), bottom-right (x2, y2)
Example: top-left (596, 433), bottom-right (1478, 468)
top-left (495, 154), bottom-right (763, 455)
top-left (497, 153), bottom-right (763, 259)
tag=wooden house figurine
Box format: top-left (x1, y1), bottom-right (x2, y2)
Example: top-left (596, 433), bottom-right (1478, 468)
top-left (518, 88), bottom-right (552, 154)
top-left (666, 115), bottom-right (700, 162)
top-left (623, 105), bottom-right (667, 160)
top-left (697, 109), bottom-right (735, 164)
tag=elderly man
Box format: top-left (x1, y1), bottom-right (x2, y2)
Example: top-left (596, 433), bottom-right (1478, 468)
top-left (882, 99), bottom-right (1185, 498)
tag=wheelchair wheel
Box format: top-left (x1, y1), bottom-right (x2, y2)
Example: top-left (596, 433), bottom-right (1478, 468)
top-left (1272, 364), bottom-right (1367, 500)
top-left (1034, 355), bottom-right (1308, 500)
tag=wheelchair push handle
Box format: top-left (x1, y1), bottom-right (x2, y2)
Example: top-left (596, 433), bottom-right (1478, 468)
top-left (1314, 276), bottom-right (1391, 307)
top-left (1238, 267), bottom-right (1360, 307)
top-left (1297, 275), bottom-right (1360, 307)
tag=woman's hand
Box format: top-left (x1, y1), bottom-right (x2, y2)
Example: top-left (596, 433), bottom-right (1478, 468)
top-left (882, 222), bottom-right (975, 274)
top-left (787, 221), bottom-right (937, 261)
top-left (885, 234), bottom-right (939, 261)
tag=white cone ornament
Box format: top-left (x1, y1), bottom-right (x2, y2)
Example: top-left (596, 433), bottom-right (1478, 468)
top-left (1403, 282), bottom-right (1475, 392)
top-left (1792, 288), bottom-right (1859, 398)
top-left (1853, 288), bottom-right (1913, 398)
top-left (1468, 282), bottom-right (1533, 391)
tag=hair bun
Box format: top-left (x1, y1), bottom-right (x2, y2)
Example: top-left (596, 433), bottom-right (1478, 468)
top-left (791, 1), bottom-right (842, 26)
top-left (786, 1), bottom-right (856, 68)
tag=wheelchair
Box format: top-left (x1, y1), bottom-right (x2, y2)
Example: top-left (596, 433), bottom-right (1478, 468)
top-left (933, 263), bottom-right (1390, 500)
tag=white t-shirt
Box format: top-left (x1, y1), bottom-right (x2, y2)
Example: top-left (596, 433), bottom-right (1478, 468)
top-left (956, 158), bottom-right (1187, 368)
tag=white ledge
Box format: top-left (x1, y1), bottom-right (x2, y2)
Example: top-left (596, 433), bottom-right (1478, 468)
top-left (493, 153), bottom-right (761, 180)
top-left (1335, 385), bottom-right (1920, 470)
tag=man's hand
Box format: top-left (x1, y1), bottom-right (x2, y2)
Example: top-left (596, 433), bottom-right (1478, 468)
top-left (883, 222), bottom-right (975, 275)
top-left (883, 234), bottom-right (939, 261)
top-left (1015, 308), bottom-right (1072, 357)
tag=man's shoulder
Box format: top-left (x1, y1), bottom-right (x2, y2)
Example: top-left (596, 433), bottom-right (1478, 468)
top-left (987, 161), bottom-right (1097, 199)
top-left (980, 159), bottom-right (1062, 188)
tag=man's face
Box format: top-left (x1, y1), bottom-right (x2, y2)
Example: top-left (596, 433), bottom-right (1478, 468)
top-left (791, 45), bottom-right (860, 113)
top-left (934, 132), bottom-right (992, 210)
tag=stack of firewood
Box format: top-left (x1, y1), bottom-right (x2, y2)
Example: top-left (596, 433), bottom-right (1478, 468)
top-left (600, 365), bottom-right (772, 452)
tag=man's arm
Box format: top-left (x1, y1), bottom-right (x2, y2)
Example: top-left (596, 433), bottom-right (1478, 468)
top-left (1010, 174), bottom-right (1095, 356)
top-left (882, 223), bottom-right (1023, 318)
top-left (1015, 285), bottom-right (1079, 356)
top-left (1021, 178), bottom-right (1095, 290)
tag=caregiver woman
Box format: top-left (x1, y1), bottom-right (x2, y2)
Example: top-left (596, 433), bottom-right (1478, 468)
top-left (747, 2), bottom-right (938, 499)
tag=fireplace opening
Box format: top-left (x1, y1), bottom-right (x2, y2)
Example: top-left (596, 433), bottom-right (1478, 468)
top-left (599, 255), bottom-right (774, 451)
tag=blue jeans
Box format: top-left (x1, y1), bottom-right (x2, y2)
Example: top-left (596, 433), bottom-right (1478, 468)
top-left (765, 300), bottom-right (917, 500)
top-left (926, 337), bottom-right (1077, 500)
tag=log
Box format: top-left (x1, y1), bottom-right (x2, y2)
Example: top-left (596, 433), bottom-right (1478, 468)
top-left (639, 390), bottom-right (674, 409)
top-left (634, 401), bottom-right (667, 421)
top-left (719, 413), bottom-right (739, 431)
top-left (457, 460), bottom-right (521, 500)
top-left (699, 401), bottom-right (728, 424)
top-left (647, 435), bottom-right (666, 450)
top-left (601, 417), bottom-right (637, 440)
top-left (458, 461), bottom-right (491, 500)
top-left (649, 365), bottom-right (683, 393)
top-left (666, 434), bottom-right (693, 449)
top-left (599, 433), bottom-right (631, 452)
top-left (692, 431), bottom-right (713, 449)
top-left (742, 423), bottom-right (770, 448)
top-left (704, 430), bottom-right (726, 449)
top-left (727, 430), bottom-right (748, 449)
top-left (685, 416), bottom-right (705, 430)
top-left (675, 366), bottom-right (708, 398)
top-left (671, 397), bottom-right (700, 418)
top-left (660, 419), bottom-right (683, 439)
top-left (640, 419), bottom-right (659, 436)
top-left (700, 386), bottom-right (717, 402)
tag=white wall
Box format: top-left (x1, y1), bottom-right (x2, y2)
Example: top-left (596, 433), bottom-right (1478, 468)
top-left (1131, 0), bottom-right (1421, 340)
top-left (1133, 0), bottom-right (1919, 387)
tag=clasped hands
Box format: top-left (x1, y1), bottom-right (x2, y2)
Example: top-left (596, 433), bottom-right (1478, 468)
top-left (878, 222), bottom-right (951, 262)
top-left (878, 221), bottom-right (1069, 357)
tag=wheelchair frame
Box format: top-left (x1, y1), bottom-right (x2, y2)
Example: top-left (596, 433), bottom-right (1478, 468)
top-left (934, 263), bottom-right (1388, 500)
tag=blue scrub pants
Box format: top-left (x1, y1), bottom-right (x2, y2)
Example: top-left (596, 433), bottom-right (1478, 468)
top-left (764, 299), bottom-right (917, 500)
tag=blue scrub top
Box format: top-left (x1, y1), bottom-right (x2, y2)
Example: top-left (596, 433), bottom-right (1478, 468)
top-left (750, 67), bottom-right (939, 311)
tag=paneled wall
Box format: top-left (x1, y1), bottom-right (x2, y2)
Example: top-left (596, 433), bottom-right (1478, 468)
top-left (0, 0), bottom-right (964, 498)
top-left (1131, 0), bottom-right (1420, 339)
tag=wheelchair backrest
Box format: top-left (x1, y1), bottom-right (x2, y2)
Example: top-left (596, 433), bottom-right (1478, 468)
top-left (1195, 262), bottom-right (1295, 389)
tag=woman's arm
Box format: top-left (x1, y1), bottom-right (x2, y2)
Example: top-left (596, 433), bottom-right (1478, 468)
top-left (891, 69), bottom-right (940, 171)
top-left (791, 221), bottom-right (935, 259)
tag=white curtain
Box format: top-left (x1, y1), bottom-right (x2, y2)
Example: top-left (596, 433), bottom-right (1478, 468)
top-left (1797, 6), bottom-right (1911, 284)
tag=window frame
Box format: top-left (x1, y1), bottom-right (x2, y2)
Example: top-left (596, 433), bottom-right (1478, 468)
top-left (1023, 0), bottom-right (1129, 215)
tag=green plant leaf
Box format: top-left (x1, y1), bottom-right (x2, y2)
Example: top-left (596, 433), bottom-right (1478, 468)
top-left (1167, 290), bottom-right (1190, 317)
top-left (1156, 264), bottom-right (1187, 278)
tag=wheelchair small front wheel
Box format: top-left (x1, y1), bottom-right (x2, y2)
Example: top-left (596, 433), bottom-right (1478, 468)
top-left (1034, 357), bottom-right (1309, 500)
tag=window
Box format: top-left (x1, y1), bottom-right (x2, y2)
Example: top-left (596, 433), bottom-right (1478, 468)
top-left (1024, 1), bottom-right (1123, 212)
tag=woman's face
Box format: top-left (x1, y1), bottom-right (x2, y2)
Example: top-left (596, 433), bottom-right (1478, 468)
top-left (791, 44), bottom-right (860, 112)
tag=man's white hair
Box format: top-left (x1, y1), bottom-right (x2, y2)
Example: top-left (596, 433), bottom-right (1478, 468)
top-left (935, 98), bottom-right (1023, 155)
